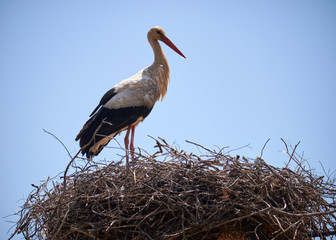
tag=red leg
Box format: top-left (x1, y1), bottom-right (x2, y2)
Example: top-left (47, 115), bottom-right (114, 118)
top-left (130, 125), bottom-right (136, 161)
top-left (124, 125), bottom-right (131, 167)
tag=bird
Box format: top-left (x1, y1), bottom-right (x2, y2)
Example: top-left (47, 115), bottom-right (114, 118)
top-left (75, 26), bottom-right (185, 166)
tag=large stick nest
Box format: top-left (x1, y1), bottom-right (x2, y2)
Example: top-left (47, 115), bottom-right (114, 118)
top-left (10, 138), bottom-right (336, 239)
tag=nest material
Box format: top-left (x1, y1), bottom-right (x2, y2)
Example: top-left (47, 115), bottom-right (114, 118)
top-left (10, 138), bottom-right (336, 239)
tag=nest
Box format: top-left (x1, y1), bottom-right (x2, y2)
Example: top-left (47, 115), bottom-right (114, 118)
top-left (10, 138), bottom-right (336, 239)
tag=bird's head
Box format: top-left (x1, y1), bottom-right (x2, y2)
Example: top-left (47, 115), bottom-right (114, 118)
top-left (148, 26), bottom-right (166, 41)
top-left (148, 26), bottom-right (186, 59)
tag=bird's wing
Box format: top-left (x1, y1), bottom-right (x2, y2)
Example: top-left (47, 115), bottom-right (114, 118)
top-left (89, 68), bottom-right (153, 117)
top-left (77, 105), bottom-right (153, 157)
top-left (104, 87), bottom-right (158, 110)
top-left (76, 86), bottom-right (159, 156)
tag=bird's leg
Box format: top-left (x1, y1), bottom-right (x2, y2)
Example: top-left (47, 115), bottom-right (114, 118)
top-left (124, 126), bottom-right (131, 168)
top-left (130, 125), bottom-right (135, 161)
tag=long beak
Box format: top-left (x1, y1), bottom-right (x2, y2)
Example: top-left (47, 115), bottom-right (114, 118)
top-left (161, 35), bottom-right (186, 59)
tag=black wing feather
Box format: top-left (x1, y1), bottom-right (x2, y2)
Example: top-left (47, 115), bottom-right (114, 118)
top-left (76, 106), bottom-right (152, 158)
top-left (89, 88), bottom-right (117, 117)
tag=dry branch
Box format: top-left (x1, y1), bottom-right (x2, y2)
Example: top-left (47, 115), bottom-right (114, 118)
top-left (10, 138), bottom-right (336, 240)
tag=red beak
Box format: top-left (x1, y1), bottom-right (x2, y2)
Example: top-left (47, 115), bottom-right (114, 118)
top-left (161, 35), bottom-right (186, 59)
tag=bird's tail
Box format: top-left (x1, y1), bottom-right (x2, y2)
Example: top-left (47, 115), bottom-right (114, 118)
top-left (75, 115), bottom-right (111, 158)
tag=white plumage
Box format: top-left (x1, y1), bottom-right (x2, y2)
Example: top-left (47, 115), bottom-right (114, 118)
top-left (104, 69), bottom-right (159, 109)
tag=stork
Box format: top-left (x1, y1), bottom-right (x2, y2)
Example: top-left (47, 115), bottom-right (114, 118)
top-left (75, 26), bottom-right (185, 166)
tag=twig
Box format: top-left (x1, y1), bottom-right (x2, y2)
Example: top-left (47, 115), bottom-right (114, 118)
top-left (259, 138), bottom-right (270, 158)
top-left (63, 119), bottom-right (107, 190)
top-left (43, 129), bottom-right (72, 159)
top-left (185, 140), bottom-right (216, 154)
top-left (281, 138), bottom-right (301, 168)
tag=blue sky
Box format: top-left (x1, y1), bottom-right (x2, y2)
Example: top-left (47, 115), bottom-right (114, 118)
top-left (1, 1), bottom-right (335, 238)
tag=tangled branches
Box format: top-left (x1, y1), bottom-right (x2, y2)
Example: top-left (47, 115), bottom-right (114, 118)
top-left (10, 138), bottom-right (336, 239)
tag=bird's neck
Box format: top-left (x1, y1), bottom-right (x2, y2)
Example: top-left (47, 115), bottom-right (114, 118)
top-left (148, 39), bottom-right (170, 100)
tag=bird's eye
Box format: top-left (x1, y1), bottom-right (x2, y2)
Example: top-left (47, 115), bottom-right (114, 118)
top-left (157, 30), bottom-right (163, 35)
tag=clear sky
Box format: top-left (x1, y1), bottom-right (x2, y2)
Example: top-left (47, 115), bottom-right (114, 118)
top-left (1, 1), bottom-right (335, 238)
